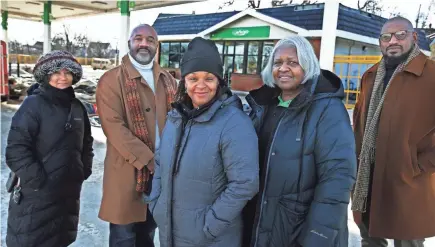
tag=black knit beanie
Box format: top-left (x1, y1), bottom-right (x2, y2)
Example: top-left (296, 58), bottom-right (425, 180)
top-left (181, 37), bottom-right (223, 80)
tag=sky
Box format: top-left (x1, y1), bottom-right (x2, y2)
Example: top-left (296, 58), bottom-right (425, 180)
top-left (3, 0), bottom-right (435, 47)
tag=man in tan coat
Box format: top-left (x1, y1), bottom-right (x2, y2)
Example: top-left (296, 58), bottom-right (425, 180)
top-left (352, 16), bottom-right (435, 247)
top-left (96, 24), bottom-right (177, 246)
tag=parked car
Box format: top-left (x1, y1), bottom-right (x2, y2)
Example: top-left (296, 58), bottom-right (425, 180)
top-left (74, 79), bottom-right (101, 127)
top-left (91, 58), bottom-right (114, 70)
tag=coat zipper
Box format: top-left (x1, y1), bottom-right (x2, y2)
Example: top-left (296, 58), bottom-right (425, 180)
top-left (253, 112), bottom-right (287, 247)
top-left (167, 118), bottom-right (188, 247)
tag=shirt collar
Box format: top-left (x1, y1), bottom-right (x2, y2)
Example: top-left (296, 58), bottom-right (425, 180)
top-left (278, 95), bottom-right (292, 108)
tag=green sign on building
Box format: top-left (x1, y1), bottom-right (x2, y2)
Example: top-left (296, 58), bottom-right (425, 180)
top-left (211, 26), bottom-right (270, 39)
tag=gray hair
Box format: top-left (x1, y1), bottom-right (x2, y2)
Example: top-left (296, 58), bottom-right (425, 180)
top-left (261, 36), bottom-right (321, 87)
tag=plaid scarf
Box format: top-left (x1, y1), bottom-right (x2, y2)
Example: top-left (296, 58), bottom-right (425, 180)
top-left (122, 63), bottom-right (177, 193)
top-left (352, 45), bottom-right (421, 212)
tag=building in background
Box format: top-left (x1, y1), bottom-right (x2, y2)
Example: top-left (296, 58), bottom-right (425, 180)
top-left (152, 2), bottom-right (432, 105)
top-left (431, 39), bottom-right (435, 60)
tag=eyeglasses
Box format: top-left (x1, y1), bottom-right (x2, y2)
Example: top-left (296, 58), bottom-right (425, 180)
top-left (379, 30), bottom-right (413, 42)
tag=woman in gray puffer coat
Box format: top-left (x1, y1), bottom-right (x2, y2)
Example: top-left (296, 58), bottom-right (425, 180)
top-left (146, 37), bottom-right (259, 247)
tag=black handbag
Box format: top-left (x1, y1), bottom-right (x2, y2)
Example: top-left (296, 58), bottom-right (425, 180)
top-left (5, 100), bottom-right (76, 193)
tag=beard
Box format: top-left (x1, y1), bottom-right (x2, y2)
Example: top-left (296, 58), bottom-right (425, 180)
top-left (384, 45), bottom-right (414, 67)
top-left (131, 47), bottom-right (155, 65)
top-left (135, 52), bottom-right (153, 64)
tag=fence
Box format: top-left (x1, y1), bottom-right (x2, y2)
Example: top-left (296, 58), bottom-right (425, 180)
top-left (8, 54), bottom-right (97, 66)
top-left (333, 55), bottom-right (381, 109)
top-left (8, 53), bottom-right (383, 109)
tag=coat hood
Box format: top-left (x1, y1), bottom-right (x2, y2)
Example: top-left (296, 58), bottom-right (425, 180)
top-left (246, 69), bottom-right (345, 143)
top-left (248, 69), bottom-right (344, 109)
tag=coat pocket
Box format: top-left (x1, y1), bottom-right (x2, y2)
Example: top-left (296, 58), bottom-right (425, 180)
top-left (105, 147), bottom-right (124, 169)
top-left (173, 206), bottom-right (209, 245)
top-left (410, 144), bottom-right (423, 177)
top-left (272, 195), bottom-right (309, 246)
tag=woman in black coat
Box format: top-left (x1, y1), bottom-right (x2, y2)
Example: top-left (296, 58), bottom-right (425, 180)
top-left (243, 36), bottom-right (356, 247)
top-left (5, 50), bottom-right (94, 247)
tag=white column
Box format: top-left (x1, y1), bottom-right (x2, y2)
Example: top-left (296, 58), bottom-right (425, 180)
top-left (119, 15), bottom-right (130, 58)
top-left (43, 1), bottom-right (52, 54)
top-left (319, 0), bottom-right (339, 71)
top-left (43, 24), bottom-right (51, 54)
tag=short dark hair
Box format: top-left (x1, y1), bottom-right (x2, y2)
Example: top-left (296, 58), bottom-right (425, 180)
top-left (382, 16), bottom-right (414, 32)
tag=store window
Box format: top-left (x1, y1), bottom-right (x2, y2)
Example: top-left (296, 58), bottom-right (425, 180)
top-left (160, 40), bottom-right (277, 77)
top-left (160, 42), bottom-right (188, 69)
top-left (160, 42), bottom-right (169, 68)
top-left (261, 41), bottom-right (275, 69)
top-left (234, 42), bottom-right (245, 73)
top-left (215, 42), bottom-right (224, 61)
top-left (247, 41), bottom-right (260, 74)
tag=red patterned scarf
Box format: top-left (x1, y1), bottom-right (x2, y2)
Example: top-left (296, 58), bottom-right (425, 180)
top-left (122, 63), bottom-right (176, 192)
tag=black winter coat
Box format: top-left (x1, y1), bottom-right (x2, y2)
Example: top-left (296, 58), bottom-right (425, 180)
top-left (244, 70), bottom-right (357, 247)
top-left (5, 84), bottom-right (94, 247)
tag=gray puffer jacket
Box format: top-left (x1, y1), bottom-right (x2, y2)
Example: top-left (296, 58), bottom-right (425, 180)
top-left (149, 90), bottom-right (260, 247)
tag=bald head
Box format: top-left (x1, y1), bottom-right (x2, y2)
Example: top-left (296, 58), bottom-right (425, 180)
top-left (381, 16), bottom-right (414, 33)
top-left (379, 16), bottom-right (417, 63)
top-left (129, 24), bottom-right (158, 41)
top-left (128, 24), bottom-right (159, 65)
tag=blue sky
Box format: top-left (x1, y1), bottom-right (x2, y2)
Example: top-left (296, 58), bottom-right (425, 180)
top-left (6, 0), bottom-right (435, 47)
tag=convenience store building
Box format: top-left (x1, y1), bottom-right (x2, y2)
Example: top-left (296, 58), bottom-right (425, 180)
top-left (152, 2), bottom-right (431, 92)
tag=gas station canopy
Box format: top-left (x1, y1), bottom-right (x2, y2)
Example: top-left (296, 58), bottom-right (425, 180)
top-left (1, 0), bottom-right (204, 56)
top-left (3, 0), bottom-right (199, 22)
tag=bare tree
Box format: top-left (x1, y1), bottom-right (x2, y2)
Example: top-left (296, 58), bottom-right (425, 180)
top-left (271, 0), bottom-right (285, 7)
top-left (357, 0), bottom-right (383, 15)
top-left (218, 0), bottom-right (235, 10)
top-left (301, 0), bottom-right (318, 4)
top-left (248, 0), bottom-right (261, 9)
top-left (51, 35), bottom-right (66, 51)
top-left (63, 24), bottom-right (73, 53)
top-left (8, 40), bottom-right (23, 55)
top-left (415, 0), bottom-right (434, 28)
top-left (386, 6), bottom-right (402, 18)
top-left (235, 0), bottom-right (318, 8)
top-left (73, 33), bottom-right (89, 57)
top-left (87, 42), bottom-right (111, 58)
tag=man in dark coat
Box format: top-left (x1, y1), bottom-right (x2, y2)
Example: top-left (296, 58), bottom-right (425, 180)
top-left (5, 50), bottom-right (94, 247)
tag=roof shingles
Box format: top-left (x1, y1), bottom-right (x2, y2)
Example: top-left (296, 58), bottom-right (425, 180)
top-left (337, 4), bottom-right (430, 51)
top-left (152, 3), bottom-right (430, 51)
top-left (153, 11), bottom-right (239, 35)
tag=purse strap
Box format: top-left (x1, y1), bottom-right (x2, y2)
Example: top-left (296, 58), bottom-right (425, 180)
top-left (41, 99), bottom-right (76, 164)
